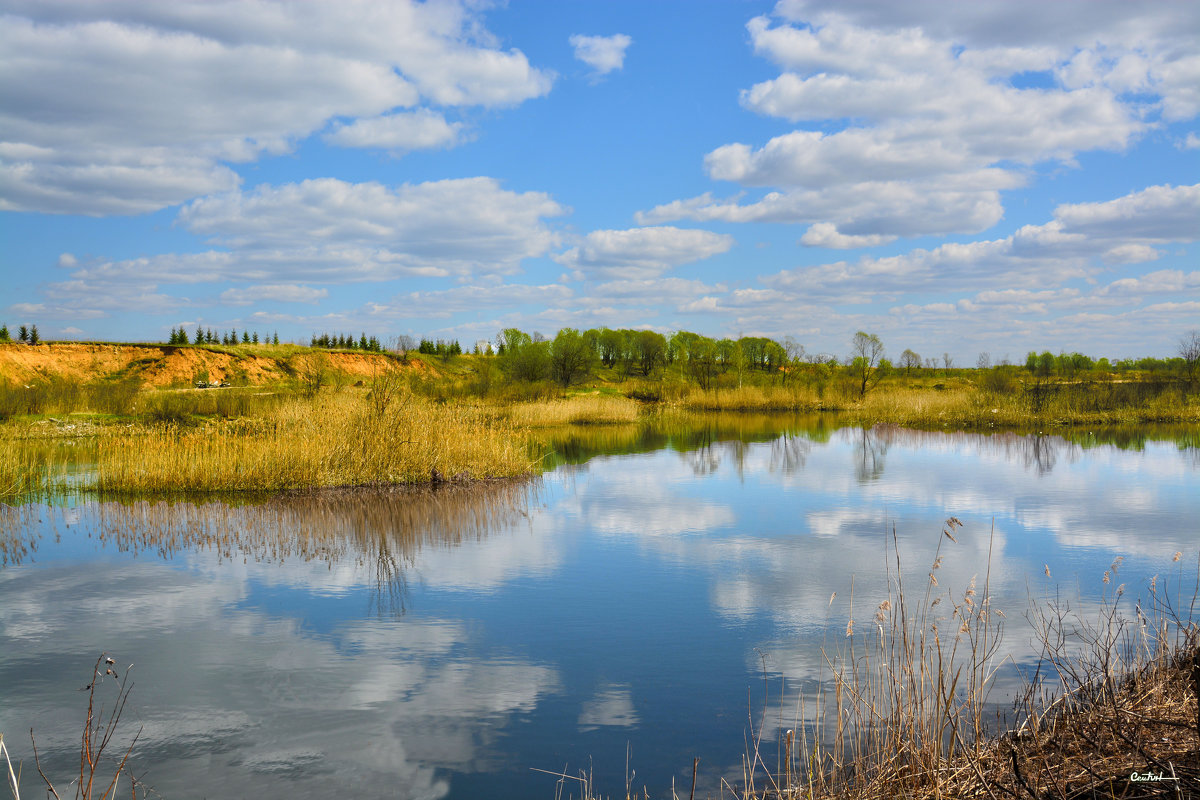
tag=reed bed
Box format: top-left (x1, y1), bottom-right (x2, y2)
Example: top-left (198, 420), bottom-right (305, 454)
top-left (0, 392), bottom-right (533, 498)
top-left (846, 382), bottom-right (1200, 429)
top-left (675, 385), bottom-right (822, 413)
top-left (0, 439), bottom-right (81, 499)
top-left (88, 392), bottom-right (532, 494)
top-left (507, 394), bottom-right (643, 427)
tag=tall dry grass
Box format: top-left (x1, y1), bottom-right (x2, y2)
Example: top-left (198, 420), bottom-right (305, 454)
top-left (846, 380), bottom-right (1200, 429)
top-left (676, 384), bottom-right (823, 413)
top-left (88, 392), bottom-right (532, 494)
top-left (506, 394), bottom-right (642, 427)
top-left (738, 534), bottom-right (1200, 800)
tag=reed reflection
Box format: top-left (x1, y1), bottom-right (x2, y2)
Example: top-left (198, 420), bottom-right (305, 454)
top-left (3, 481), bottom-right (537, 614)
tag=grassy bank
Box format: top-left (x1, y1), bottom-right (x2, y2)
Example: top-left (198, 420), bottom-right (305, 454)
top-left (2, 342), bottom-right (1198, 499)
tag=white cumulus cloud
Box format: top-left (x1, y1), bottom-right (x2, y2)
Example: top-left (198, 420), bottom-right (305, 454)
top-left (323, 109), bottom-right (464, 153)
top-left (220, 284), bottom-right (329, 306)
top-left (569, 33), bottom-right (633, 75)
top-left (0, 1), bottom-right (553, 215)
top-left (553, 226), bottom-right (733, 280)
top-left (642, 2), bottom-right (1196, 241)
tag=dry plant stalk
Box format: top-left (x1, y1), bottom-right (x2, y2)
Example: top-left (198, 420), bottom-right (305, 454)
top-left (31, 652), bottom-right (147, 800)
top-left (737, 538), bottom-right (1200, 800)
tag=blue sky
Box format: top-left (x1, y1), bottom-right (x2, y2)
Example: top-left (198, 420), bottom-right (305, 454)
top-left (1, 0), bottom-right (1197, 362)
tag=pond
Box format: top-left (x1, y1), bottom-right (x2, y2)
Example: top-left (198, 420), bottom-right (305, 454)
top-left (1, 418), bottom-right (1197, 798)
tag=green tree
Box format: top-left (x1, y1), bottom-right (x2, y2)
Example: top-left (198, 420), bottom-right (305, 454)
top-left (0, 324), bottom-right (10, 342)
top-left (18, 325), bottom-right (29, 343)
top-left (196, 324), bottom-right (204, 344)
top-left (597, 328), bottom-right (625, 368)
top-left (1036, 351), bottom-right (1055, 377)
top-left (850, 331), bottom-right (885, 396)
top-left (549, 328), bottom-right (595, 386)
top-left (900, 348), bottom-right (921, 375)
top-left (499, 328), bottom-right (548, 381)
top-left (29, 324), bottom-right (40, 345)
top-left (685, 335), bottom-right (720, 390)
top-left (633, 330), bottom-right (667, 376)
top-left (669, 330), bottom-right (700, 368)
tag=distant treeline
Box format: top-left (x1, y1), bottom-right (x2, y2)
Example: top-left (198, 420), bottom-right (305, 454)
top-left (473, 327), bottom-right (1198, 386)
top-left (4, 319), bottom-right (1197, 388)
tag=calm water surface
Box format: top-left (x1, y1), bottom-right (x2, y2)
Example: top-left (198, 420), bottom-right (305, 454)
top-left (1, 419), bottom-right (1197, 799)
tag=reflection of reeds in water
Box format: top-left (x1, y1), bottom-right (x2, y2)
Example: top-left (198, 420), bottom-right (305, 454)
top-left (3, 481), bottom-right (536, 613)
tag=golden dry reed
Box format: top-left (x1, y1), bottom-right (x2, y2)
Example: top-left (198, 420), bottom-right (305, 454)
top-left (84, 392), bottom-right (532, 495)
top-left (505, 393), bottom-right (642, 426)
top-left (676, 384), bottom-right (823, 413)
top-left (845, 381), bottom-right (1200, 428)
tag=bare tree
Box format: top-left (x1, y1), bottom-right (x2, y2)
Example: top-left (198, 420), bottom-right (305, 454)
top-left (1180, 329), bottom-right (1200, 383)
top-left (976, 352), bottom-right (991, 370)
top-left (298, 352), bottom-right (330, 397)
top-left (390, 335), bottom-right (416, 358)
top-left (369, 359), bottom-right (405, 417)
top-left (942, 352), bottom-right (954, 370)
top-left (851, 331), bottom-right (885, 396)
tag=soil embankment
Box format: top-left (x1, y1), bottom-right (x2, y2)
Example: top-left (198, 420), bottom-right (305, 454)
top-left (0, 342), bottom-right (424, 387)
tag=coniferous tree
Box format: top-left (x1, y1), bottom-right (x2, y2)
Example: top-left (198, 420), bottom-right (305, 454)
top-left (29, 324), bottom-right (39, 345)
top-left (360, 333), bottom-right (368, 350)
top-left (230, 329), bottom-right (238, 344)
top-left (273, 332), bottom-right (279, 345)
top-left (18, 325), bottom-right (29, 342)
top-left (207, 329), bottom-right (215, 343)
top-left (196, 324), bottom-right (204, 344)
top-left (179, 327), bottom-right (189, 345)
top-left (0, 324), bottom-right (10, 342)
top-left (252, 332), bottom-right (259, 344)
top-left (242, 331), bottom-right (250, 344)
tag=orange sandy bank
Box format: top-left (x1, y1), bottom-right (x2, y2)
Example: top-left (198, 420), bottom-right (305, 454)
top-left (0, 342), bottom-right (432, 388)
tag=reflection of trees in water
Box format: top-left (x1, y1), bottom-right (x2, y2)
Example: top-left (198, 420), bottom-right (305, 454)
top-left (1, 482), bottom-right (536, 614)
top-left (854, 428), bottom-right (887, 482)
top-left (862, 426), bottom-right (1088, 476)
top-left (686, 438), bottom-right (750, 479)
top-left (671, 424), bottom-right (1103, 483)
top-left (768, 434), bottom-right (812, 475)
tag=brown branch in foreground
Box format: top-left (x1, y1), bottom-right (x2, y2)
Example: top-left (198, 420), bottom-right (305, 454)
top-left (30, 652), bottom-right (149, 800)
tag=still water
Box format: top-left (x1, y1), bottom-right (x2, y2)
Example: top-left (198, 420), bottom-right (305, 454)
top-left (1, 419), bottom-right (1197, 798)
